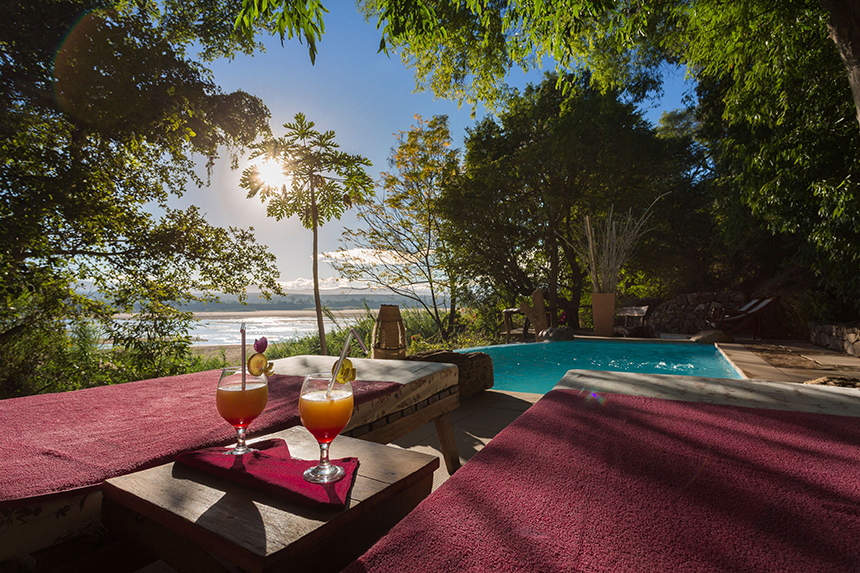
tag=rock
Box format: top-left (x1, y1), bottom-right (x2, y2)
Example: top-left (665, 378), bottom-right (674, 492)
top-left (406, 350), bottom-right (494, 399)
top-left (690, 330), bottom-right (735, 343)
top-left (803, 376), bottom-right (860, 388)
top-left (539, 326), bottom-right (576, 341)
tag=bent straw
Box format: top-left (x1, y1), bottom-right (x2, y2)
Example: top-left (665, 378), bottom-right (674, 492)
top-left (327, 328), bottom-right (369, 398)
top-left (240, 323), bottom-right (246, 390)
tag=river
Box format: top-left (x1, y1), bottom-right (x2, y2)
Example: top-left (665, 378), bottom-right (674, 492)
top-left (113, 310), bottom-right (371, 346)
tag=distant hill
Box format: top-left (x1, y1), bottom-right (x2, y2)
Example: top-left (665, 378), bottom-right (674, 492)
top-left (181, 293), bottom-right (440, 313)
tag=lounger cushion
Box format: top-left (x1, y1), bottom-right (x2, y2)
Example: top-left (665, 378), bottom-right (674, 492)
top-left (346, 389), bottom-right (860, 572)
top-left (1, 370), bottom-right (398, 504)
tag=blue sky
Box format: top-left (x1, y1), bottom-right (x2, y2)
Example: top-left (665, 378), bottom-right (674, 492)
top-left (171, 7), bottom-right (693, 293)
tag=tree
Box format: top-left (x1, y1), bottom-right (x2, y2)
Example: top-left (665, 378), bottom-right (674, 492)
top-left (333, 115), bottom-right (460, 338)
top-left (0, 1), bottom-right (281, 397)
top-left (440, 74), bottom-right (670, 325)
top-left (240, 113), bottom-right (374, 355)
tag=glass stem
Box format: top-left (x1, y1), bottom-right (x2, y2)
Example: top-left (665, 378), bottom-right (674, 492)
top-left (236, 427), bottom-right (247, 450)
top-left (318, 442), bottom-right (331, 470)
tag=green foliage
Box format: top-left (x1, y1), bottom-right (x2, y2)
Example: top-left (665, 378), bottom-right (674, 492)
top-left (0, 298), bottom-right (98, 398)
top-left (241, 113), bottom-right (374, 229)
top-left (334, 115), bottom-right (461, 338)
top-left (185, 348), bottom-right (229, 373)
top-left (0, 1), bottom-right (283, 397)
top-left (233, 0), bottom-right (328, 63)
top-left (406, 302), bottom-right (500, 353)
top-left (440, 73), bottom-right (674, 323)
top-left (692, 49), bottom-right (860, 304)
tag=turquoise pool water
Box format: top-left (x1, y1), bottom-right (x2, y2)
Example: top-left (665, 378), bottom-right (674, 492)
top-left (460, 339), bottom-right (742, 394)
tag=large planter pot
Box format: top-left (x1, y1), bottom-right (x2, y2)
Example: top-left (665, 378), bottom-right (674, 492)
top-left (592, 292), bottom-right (616, 337)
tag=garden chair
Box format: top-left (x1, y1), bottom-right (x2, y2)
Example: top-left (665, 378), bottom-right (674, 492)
top-left (614, 305), bottom-right (649, 337)
top-left (502, 308), bottom-right (533, 343)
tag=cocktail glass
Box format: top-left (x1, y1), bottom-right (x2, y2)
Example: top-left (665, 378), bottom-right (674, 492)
top-left (216, 366), bottom-right (268, 455)
top-left (299, 373), bottom-right (354, 483)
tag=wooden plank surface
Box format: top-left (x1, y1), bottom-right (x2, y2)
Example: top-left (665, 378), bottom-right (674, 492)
top-left (102, 426), bottom-right (438, 573)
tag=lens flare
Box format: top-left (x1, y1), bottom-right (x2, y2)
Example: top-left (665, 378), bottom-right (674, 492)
top-left (52, 10), bottom-right (114, 123)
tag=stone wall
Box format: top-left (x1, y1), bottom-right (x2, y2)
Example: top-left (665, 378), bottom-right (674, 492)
top-left (810, 323), bottom-right (860, 356)
top-left (406, 350), bottom-right (494, 398)
top-left (647, 292), bottom-right (747, 335)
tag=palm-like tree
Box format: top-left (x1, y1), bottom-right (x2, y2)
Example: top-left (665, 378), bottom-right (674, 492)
top-left (241, 113), bottom-right (373, 354)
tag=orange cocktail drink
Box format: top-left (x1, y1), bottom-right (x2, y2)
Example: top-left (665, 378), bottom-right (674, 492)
top-left (299, 389), bottom-right (354, 444)
top-left (216, 381), bottom-right (268, 428)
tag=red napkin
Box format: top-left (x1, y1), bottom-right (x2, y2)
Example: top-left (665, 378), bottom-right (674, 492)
top-left (175, 438), bottom-right (358, 508)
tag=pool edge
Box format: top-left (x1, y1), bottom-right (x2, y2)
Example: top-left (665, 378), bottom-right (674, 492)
top-left (716, 343), bottom-right (803, 382)
top-left (555, 370), bottom-right (860, 416)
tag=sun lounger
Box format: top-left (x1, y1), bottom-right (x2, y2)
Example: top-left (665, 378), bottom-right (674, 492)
top-left (707, 296), bottom-right (779, 339)
top-left (0, 356), bottom-right (458, 562)
top-left (345, 379), bottom-right (860, 572)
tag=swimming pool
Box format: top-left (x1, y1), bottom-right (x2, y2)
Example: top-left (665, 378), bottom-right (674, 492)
top-left (460, 339), bottom-right (742, 394)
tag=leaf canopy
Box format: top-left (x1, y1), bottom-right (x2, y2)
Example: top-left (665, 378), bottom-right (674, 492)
top-left (1, 0), bottom-right (282, 395)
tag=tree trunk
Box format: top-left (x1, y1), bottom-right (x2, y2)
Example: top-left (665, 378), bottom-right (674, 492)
top-left (444, 271), bottom-right (458, 338)
top-left (447, 293), bottom-right (457, 336)
top-left (821, 0), bottom-right (860, 129)
top-left (559, 238), bottom-right (584, 329)
top-left (310, 184), bottom-right (327, 356)
top-left (547, 222), bottom-right (559, 328)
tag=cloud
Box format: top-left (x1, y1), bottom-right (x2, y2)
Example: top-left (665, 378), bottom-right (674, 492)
top-left (321, 248), bottom-right (410, 266)
top-left (277, 276), bottom-right (377, 293)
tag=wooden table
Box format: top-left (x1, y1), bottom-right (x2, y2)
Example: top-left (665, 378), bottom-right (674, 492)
top-left (101, 427), bottom-right (439, 573)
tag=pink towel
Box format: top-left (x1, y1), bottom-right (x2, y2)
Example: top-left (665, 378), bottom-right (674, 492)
top-left (1, 371), bottom-right (399, 505)
top-left (176, 438), bottom-right (357, 507)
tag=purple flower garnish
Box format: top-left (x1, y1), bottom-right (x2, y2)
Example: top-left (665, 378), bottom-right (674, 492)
top-left (254, 337), bottom-right (268, 354)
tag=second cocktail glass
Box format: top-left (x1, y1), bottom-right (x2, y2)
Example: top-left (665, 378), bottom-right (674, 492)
top-left (299, 373), bottom-right (354, 483)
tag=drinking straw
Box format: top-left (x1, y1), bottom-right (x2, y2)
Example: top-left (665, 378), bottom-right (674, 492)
top-left (240, 323), bottom-right (246, 390)
top-left (327, 328), bottom-right (369, 397)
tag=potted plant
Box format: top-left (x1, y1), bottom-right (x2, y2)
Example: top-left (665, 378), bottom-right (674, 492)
top-left (567, 201), bottom-right (658, 337)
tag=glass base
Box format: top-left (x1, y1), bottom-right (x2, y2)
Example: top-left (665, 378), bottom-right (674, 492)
top-left (223, 444), bottom-right (257, 456)
top-left (303, 462), bottom-right (345, 483)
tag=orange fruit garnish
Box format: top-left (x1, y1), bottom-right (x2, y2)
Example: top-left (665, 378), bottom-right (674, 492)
top-left (247, 352), bottom-right (268, 376)
top-left (331, 358), bottom-right (356, 384)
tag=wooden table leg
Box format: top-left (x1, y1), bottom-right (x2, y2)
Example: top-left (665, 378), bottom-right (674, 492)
top-left (102, 498), bottom-right (232, 573)
top-left (434, 413), bottom-right (461, 474)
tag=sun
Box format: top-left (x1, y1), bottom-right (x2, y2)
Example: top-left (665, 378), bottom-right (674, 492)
top-left (253, 157), bottom-right (290, 190)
